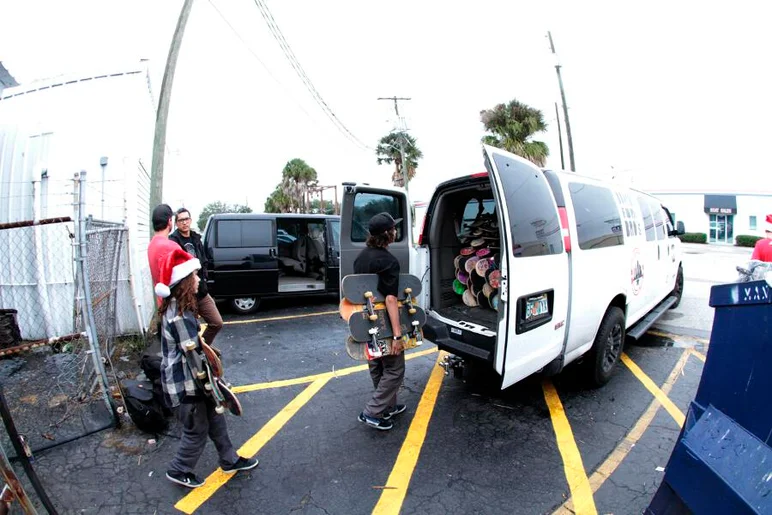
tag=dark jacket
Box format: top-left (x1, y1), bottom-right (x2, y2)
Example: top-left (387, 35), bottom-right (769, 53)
top-left (169, 230), bottom-right (209, 298)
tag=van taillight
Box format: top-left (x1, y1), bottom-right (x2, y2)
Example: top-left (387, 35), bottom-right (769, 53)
top-left (471, 172), bottom-right (488, 178)
top-left (558, 207), bottom-right (571, 252)
top-left (417, 215), bottom-right (427, 245)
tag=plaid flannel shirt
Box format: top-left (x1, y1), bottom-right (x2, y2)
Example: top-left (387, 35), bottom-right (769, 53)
top-left (160, 299), bottom-right (200, 407)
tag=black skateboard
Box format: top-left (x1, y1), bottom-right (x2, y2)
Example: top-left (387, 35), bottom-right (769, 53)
top-left (341, 273), bottom-right (422, 304)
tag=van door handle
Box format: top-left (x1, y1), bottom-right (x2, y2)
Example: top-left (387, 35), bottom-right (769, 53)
top-left (269, 248), bottom-right (276, 257)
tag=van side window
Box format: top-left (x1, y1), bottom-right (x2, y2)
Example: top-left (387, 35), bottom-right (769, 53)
top-left (217, 220), bottom-right (272, 247)
top-left (648, 200), bottom-right (667, 240)
top-left (490, 154), bottom-right (563, 257)
top-left (459, 198), bottom-right (495, 240)
top-left (351, 193), bottom-right (404, 243)
top-left (569, 183), bottom-right (624, 250)
top-left (636, 197), bottom-right (656, 242)
top-left (329, 220), bottom-right (340, 248)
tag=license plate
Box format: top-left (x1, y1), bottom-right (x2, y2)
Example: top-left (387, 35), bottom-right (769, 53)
top-left (525, 294), bottom-right (549, 321)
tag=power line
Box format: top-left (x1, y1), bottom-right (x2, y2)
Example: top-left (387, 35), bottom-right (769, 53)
top-left (251, 0), bottom-right (373, 151)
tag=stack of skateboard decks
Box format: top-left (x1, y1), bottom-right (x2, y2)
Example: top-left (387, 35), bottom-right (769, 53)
top-left (452, 213), bottom-right (500, 311)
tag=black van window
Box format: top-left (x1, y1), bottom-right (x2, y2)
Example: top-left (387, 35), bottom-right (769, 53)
top-left (242, 220), bottom-right (273, 247)
top-left (351, 193), bottom-right (404, 243)
top-left (569, 183), bottom-right (624, 250)
top-left (459, 198), bottom-right (496, 240)
top-left (636, 197), bottom-right (656, 242)
top-left (217, 220), bottom-right (242, 248)
top-left (648, 200), bottom-right (667, 240)
top-left (489, 154), bottom-right (562, 257)
top-left (329, 220), bottom-right (340, 248)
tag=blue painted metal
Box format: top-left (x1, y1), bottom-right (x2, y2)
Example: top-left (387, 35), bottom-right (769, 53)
top-left (647, 279), bottom-right (772, 515)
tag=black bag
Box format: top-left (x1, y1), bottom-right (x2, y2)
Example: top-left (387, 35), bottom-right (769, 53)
top-left (122, 379), bottom-right (168, 434)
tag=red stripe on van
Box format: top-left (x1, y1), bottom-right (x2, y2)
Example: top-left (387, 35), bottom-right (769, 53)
top-left (471, 172), bottom-right (488, 178)
top-left (558, 207), bottom-right (571, 252)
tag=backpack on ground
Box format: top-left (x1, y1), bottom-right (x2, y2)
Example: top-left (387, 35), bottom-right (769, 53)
top-left (122, 379), bottom-right (168, 434)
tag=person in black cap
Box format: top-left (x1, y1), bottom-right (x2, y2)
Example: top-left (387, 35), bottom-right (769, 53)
top-left (353, 212), bottom-right (407, 431)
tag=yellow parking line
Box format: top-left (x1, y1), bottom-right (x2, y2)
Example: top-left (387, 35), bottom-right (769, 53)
top-left (542, 379), bottom-right (597, 515)
top-left (232, 347), bottom-right (438, 393)
top-left (554, 349), bottom-right (691, 514)
top-left (372, 352), bottom-right (447, 515)
top-left (689, 348), bottom-right (707, 362)
top-left (620, 353), bottom-right (685, 427)
top-left (175, 377), bottom-right (331, 514)
top-left (223, 310), bottom-right (340, 326)
top-left (646, 329), bottom-right (710, 345)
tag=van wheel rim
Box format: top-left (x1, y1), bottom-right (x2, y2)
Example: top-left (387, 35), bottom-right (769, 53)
top-left (603, 324), bottom-right (623, 372)
top-left (234, 298), bottom-right (256, 311)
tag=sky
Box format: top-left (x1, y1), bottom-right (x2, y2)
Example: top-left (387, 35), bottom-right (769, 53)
top-left (1, 0), bottom-right (770, 219)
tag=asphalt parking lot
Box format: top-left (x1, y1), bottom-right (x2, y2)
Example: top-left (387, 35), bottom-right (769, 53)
top-left (20, 245), bottom-right (746, 514)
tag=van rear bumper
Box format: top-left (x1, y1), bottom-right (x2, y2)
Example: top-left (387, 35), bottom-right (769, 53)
top-left (423, 317), bottom-right (495, 363)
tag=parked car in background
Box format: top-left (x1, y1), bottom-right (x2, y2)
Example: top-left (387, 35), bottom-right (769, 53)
top-left (204, 213), bottom-right (340, 314)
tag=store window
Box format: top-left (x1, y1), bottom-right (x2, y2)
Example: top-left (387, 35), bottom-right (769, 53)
top-left (750, 216), bottom-right (757, 231)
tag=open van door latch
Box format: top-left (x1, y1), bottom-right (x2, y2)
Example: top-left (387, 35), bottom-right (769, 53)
top-left (500, 278), bottom-right (508, 301)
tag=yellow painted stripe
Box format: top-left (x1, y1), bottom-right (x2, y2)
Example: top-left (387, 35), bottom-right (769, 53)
top-left (689, 348), bottom-right (707, 362)
top-left (232, 347), bottom-right (438, 393)
top-left (223, 310), bottom-right (339, 326)
top-left (646, 329), bottom-right (710, 345)
top-left (372, 352), bottom-right (447, 515)
top-left (554, 349), bottom-right (690, 514)
top-left (175, 377), bottom-right (330, 514)
top-left (621, 353), bottom-right (685, 427)
top-left (542, 380), bottom-right (598, 515)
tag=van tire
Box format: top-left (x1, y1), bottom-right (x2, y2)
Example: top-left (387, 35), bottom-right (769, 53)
top-left (585, 306), bottom-right (625, 387)
top-left (230, 297), bottom-right (260, 315)
top-left (669, 266), bottom-right (684, 309)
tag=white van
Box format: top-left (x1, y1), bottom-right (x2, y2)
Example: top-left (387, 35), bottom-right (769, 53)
top-left (339, 145), bottom-right (685, 389)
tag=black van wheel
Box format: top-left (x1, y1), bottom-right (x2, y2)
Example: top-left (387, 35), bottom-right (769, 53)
top-left (585, 306), bottom-right (625, 388)
top-left (230, 297), bottom-right (260, 315)
top-left (669, 266), bottom-right (684, 309)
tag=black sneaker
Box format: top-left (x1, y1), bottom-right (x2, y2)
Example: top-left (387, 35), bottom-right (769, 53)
top-left (383, 404), bottom-right (406, 420)
top-left (358, 412), bottom-right (393, 431)
top-left (222, 456), bottom-right (259, 474)
top-left (166, 470), bottom-right (205, 488)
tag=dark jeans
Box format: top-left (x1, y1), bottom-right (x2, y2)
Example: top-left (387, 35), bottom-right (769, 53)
top-left (364, 352), bottom-right (405, 418)
top-left (169, 399), bottom-right (239, 474)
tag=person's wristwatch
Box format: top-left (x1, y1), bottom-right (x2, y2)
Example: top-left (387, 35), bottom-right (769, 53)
top-left (392, 335), bottom-right (403, 341)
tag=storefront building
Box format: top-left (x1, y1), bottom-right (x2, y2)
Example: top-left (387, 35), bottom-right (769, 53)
top-left (646, 191), bottom-right (772, 244)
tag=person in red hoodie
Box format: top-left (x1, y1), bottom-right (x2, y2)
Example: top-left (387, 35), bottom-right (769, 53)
top-left (751, 214), bottom-right (772, 262)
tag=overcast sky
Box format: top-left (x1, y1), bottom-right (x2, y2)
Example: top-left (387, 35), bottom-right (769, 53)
top-left (1, 0), bottom-right (770, 218)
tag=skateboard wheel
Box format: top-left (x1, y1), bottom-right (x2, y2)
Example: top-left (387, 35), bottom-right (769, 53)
top-left (404, 287), bottom-right (412, 294)
top-left (215, 405), bottom-right (225, 415)
top-left (184, 341), bottom-right (197, 351)
top-left (364, 291), bottom-right (373, 298)
top-left (204, 382), bottom-right (213, 391)
top-left (369, 314), bottom-right (378, 321)
top-left (409, 308), bottom-right (417, 315)
top-left (196, 370), bottom-right (207, 380)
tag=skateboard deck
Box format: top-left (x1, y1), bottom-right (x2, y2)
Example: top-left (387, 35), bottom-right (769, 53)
top-left (341, 273), bottom-right (422, 304)
top-left (201, 340), bottom-right (223, 378)
top-left (210, 376), bottom-right (242, 416)
top-left (348, 304), bottom-right (426, 343)
top-left (182, 335), bottom-right (240, 416)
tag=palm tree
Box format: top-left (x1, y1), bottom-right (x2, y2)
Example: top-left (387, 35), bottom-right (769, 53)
top-left (480, 99), bottom-right (549, 167)
top-left (281, 159), bottom-right (318, 213)
top-left (375, 132), bottom-right (424, 187)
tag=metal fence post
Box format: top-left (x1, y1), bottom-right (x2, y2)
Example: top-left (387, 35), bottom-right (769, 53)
top-left (75, 171), bottom-right (115, 422)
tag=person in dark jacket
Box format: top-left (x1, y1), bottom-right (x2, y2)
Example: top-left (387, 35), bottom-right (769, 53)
top-left (169, 208), bottom-right (224, 348)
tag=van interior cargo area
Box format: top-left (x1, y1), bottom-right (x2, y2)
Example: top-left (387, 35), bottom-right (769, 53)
top-left (428, 178), bottom-right (501, 333)
top-left (276, 219), bottom-right (327, 290)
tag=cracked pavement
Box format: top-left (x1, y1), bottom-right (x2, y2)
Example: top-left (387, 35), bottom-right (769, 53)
top-left (13, 293), bottom-right (704, 514)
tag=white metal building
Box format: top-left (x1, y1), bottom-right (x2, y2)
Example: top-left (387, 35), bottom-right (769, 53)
top-left (0, 64), bottom-right (156, 338)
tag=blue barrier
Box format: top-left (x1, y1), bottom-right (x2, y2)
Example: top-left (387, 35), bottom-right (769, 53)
top-left (647, 279), bottom-right (772, 514)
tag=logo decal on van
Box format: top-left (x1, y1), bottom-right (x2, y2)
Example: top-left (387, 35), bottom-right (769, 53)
top-left (631, 249), bottom-right (644, 295)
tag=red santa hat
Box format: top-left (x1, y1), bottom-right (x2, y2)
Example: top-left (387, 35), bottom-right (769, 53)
top-left (766, 214), bottom-right (772, 233)
top-left (154, 248), bottom-right (201, 298)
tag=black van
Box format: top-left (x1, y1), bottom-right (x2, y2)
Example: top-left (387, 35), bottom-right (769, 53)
top-left (203, 213), bottom-right (340, 313)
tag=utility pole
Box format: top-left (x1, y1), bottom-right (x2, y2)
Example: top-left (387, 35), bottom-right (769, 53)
top-left (378, 96), bottom-right (411, 192)
top-left (150, 0), bottom-right (194, 222)
top-left (554, 103), bottom-right (565, 170)
top-left (547, 31), bottom-right (576, 172)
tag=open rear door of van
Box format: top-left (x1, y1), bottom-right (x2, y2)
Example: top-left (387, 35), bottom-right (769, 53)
top-left (483, 146), bottom-right (569, 389)
top-left (339, 184), bottom-right (412, 280)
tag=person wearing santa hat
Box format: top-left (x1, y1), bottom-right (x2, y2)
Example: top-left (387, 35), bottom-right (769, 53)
top-left (156, 248), bottom-right (258, 488)
top-left (751, 214), bottom-right (772, 263)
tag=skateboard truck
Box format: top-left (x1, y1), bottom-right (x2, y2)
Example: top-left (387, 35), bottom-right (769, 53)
top-left (439, 354), bottom-right (464, 377)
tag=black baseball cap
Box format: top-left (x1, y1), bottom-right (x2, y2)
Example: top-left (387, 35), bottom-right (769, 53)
top-left (368, 212), bottom-right (402, 235)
